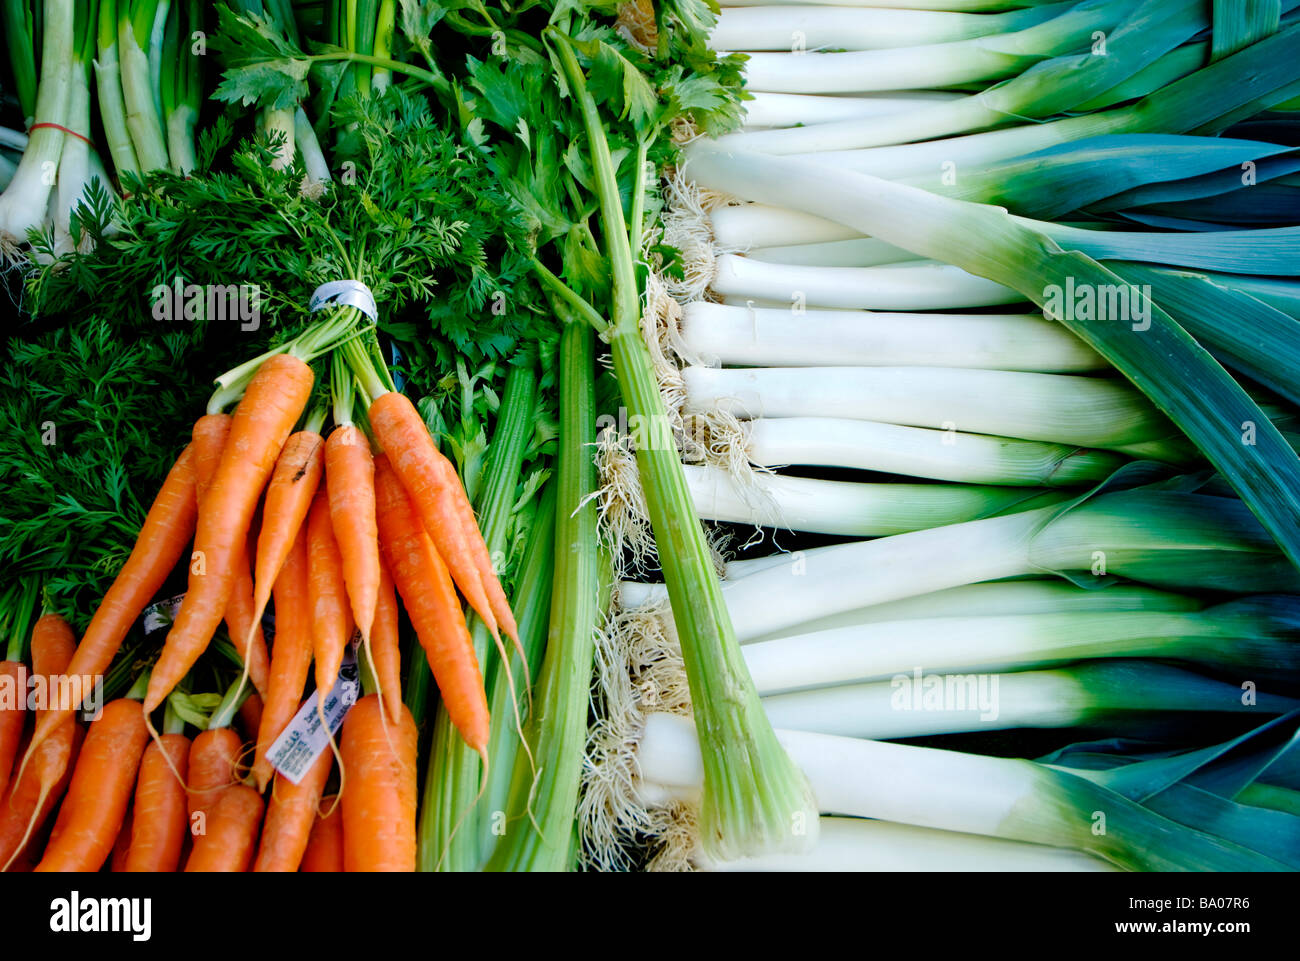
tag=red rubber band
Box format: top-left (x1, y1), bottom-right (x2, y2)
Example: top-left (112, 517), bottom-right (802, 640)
top-left (28, 122), bottom-right (94, 146)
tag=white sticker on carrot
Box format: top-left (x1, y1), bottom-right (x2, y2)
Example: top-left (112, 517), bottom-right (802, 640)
top-left (266, 634), bottom-right (361, 784)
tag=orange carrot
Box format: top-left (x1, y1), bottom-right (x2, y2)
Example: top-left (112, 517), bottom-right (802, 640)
top-left (184, 784), bottom-right (264, 872)
top-left (253, 749), bottom-right (333, 872)
top-left (300, 796), bottom-right (344, 872)
top-left (340, 694), bottom-right (418, 872)
top-left (369, 558), bottom-right (402, 723)
top-left (367, 391), bottom-right (500, 637)
top-left (25, 445), bottom-right (197, 759)
top-left (191, 414), bottom-right (272, 698)
top-left (0, 661), bottom-right (26, 796)
top-left (110, 804), bottom-right (134, 871)
top-left (226, 547), bottom-right (272, 697)
top-left (325, 424), bottom-right (380, 646)
top-left (374, 455), bottom-right (489, 752)
top-left (238, 692), bottom-right (264, 743)
top-left (190, 414), bottom-right (232, 502)
top-left (30, 615), bottom-right (77, 699)
top-left (145, 354), bottom-right (315, 715)
top-left (123, 733), bottom-right (190, 872)
top-left (307, 488), bottom-right (351, 699)
top-left (250, 429), bottom-right (324, 643)
top-left (186, 726), bottom-right (243, 831)
top-left (252, 527), bottom-right (313, 791)
top-left (0, 616), bottom-right (80, 870)
top-left (34, 698), bottom-right (149, 872)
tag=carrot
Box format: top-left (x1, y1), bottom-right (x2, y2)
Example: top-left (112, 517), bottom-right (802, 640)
top-left (0, 726), bottom-right (83, 869)
top-left (186, 726), bottom-right (243, 832)
top-left (190, 413), bottom-right (232, 502)
top-left (308, 488), bottom-right (351, 699)
top-left (34, 698), bottom-right (150, 872)
top-left (238, 692), bottom-right (264, 743)
top-left (25, 445), bottom-right (197, 759)
top-left (184, 784), bottom-right (264, 872)
top-left (326, 424), bottom-right (380, 647)
top-left (252, 527), bottom-right (313, 791)
top-left (191, 414), bottom-right (272, 698)
top-left (226, 548), bottom-right (272, 697)
top-left (29, 615), bottom-right (77, 698)
top-left (367, 391), bottom-right (500, 638)
top-left (374, 455), bottom-right (489, 752)
top-left (253, 749), bottom-right (333, 872)
top-left (369, 558), bottom-right (402, 723)
top-left (300, 796), bottom-right (344, 872)
top-left (249, 428), bottom-right (324, 646)
top-left (0, 616), bottom-right (80, 871)
top-left (110, 805), bottom-right (134, 872)
top-left (0, 661), bottom-right (26, 796)
top-left (145, 354), bottom-right (315, 715)
top-left (340, 694), bottom-right (418, 872)
top-left (123, 732), bottom-right (190, 872)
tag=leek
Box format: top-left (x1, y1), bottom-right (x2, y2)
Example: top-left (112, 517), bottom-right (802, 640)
top-left (738, 418), bottom-right (1126, 486)
top-left (685, 145), bottom-right (1300, 573)
top-left (697, 817), bottom-right (1117, 873)
top-left (710, 487), bottom-right (1300, 643)
top-left (633, 724), bottom-right (1292, 870)
top-left (682, 463), bottom-right (1067, 536)
top-left (738, 600), bottom-right (1300, 695)
top-left (710, 3), bottom-right (1067, 52)
top-left (720, 0), bottom-right (1211, 152)
top-left (736, 0), bottom-right (1136, 94)
top-left (682, 366), bottom-right (1173, 450)
top-left (711, 254), bottom-right (1023, 309)
top-left (679, 302), bottom-right (1106, 372)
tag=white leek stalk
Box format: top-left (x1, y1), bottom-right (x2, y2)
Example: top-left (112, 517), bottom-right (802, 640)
top-left (741, 417), bottom-right (1125, 486)
top-left (711, 254), bottom-right (1023, 309)
top-left (711, 203), bottom-right (858, 248)
top-left (760, 661), bottom-right (1300, 739)
top-left (718, 0), bottom-right (1207, 153)
top-left (712, 490), bottom-right (1300, 642)
top-left (682, 462), bottom-right (1062, 537)
top-left (697, 817), bottom-right (1117, 872)
top-left (737, 0), bottom-right (1134, 93)
top-left (682, 366), bottom-right (1171, 450)
top-left (739, 603), bottom-right (1300, 694)
top-left (710, 3), bottom-right (1065, 52)
top-left (740, 91), bottom-right (964, 129)
top-left (742, 579), bottom-right (1203, 642)
top-left (721, 0), bottom-right (1068, 7)
top-left (747, 236), bottom-right (915, 268)
top-left (680, 302), bottom-right (1106, 372)
top-left (0, 0), bottom-right (75, 251)
top-left (635, 722), bottom-right (1289, 870)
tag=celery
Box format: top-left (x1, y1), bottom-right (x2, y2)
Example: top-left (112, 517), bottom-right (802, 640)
top-left (486, 318), bottom-right (600, 872)
top-left (417, 361), bottom-right (538, 871)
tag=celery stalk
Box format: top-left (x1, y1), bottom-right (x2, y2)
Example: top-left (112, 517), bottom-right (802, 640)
top-left (486, 319), bottom-right (601, 872)
top-left (417, 362), bottom-right (538, 871)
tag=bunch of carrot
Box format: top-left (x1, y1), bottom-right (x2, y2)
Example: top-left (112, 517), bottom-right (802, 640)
top-left (2, 319), bottom-right (514, 872)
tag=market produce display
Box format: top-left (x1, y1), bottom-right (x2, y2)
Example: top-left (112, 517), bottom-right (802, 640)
top-left (0, 0), bottom-right (1298, 875)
